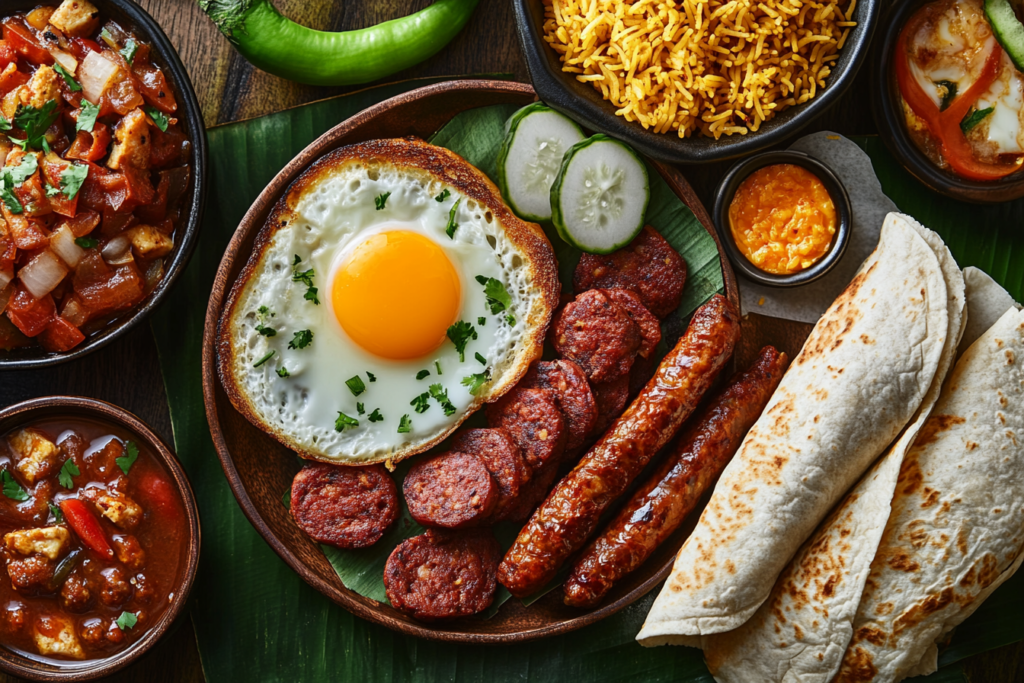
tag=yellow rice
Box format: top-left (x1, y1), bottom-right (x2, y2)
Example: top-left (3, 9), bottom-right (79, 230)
top-left (542, 0), bottom-right (856, 138)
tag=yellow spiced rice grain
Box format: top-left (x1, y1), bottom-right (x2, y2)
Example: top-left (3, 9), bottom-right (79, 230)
top-left (542, 0), bottom-right (856, 138)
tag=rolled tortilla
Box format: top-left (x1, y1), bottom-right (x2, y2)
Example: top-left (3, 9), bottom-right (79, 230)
top-left (637, 213), bottom-right (951, 643)
top-left (958, 266), bottom-right (1021, 357)
top-left (699, 218), bottom-right (966, 682)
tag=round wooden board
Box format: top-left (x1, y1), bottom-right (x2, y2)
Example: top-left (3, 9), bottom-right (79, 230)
top-left (201, 80), bottom-right (740, 643)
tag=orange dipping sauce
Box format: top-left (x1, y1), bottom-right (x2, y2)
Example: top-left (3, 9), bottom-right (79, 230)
top-left (728, 164), bottom-right (836, 275)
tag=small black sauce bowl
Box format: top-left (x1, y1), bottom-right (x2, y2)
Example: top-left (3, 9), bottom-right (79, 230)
top-left (713, 151), bottom-right (852, 288)
top-left (872, 0), bottom-right (1024, 203)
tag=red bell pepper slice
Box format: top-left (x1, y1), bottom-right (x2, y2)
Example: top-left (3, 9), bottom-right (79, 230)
top-left (38, 316), bottom-right (85, 352)
top-left (60, 498), bottom-right (114, 559)
top-left (5, 284), bottom-right (55, 337)
top-left (1, 19), bottom-right (54, 66)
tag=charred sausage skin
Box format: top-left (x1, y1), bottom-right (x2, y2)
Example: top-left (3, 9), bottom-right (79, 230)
top-left (563, 345), bottom-right (788, 608)
top-left (497, 294), bottom-right (741, 598)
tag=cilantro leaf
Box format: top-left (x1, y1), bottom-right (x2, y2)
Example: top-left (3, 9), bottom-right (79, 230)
top-left (445, 198), bottom-right (461, 239)
top-left (253, 350), bottom-right (275, 367)
top-left (1, 471), bottom-right (28, 501)
top-left (434, 361), bottom-right (442, 375)
top-left (397, 414), bottom-right (412, 433)
top-left (291, 256), bottom-right (319, 305)
top-left (368, 408), bottom-right (383, 422)
top-left (116, 441), bottom-right (139, 475)
top-left (0, 173), bottom-right (23, 214)
top-left (416, 369), bottom-right (430, 380)
top-left (7, 153), bottom-right (37, 186)
top-left (255, 323), bottom-right (276, 337)
top-left (366, 371), bottom-right (376, 382)
top-left (345, 375), bottom-right (366, 396)
top-left (276, 366), bottom-right (290, 378)
top-left (435, 188), bottom-right (450, 202)
top-left (45, 182), bottom-right (60, 198)
top-left (477, 276), bottom-right (512, 315)
top-left (477, 316), bottom-right (486, 326)
top-left (76, 100), bottom-right (100, 133)
top-left (505, 314), bottom-right (516, 326)
top-left (59, 161), bottom-right (88, 200)
top-left (0, 113), bottom-right (9, 132)
top-left (374, 192), bottom-right (390, 210)
top-left (58, 459), bottom-right (80, 490)
top-left (410, 392), bottom-right (430, 414)
top-left (446, 320), bottom-right (477, 362)
top-left (120, 39), bottom-right (138, 65)
top-left (13, 101), bottom-right (59, 150)
top-left (961, 107), bottom-right (995, 134)
top-left (461, 370), bottom-right (491, 396)
top-left (334, 411), bottom-right (359, 431)
top-left (356, 402), bottom-right (365, 415)
top-left (48, 502), bottom-right (64, 524)
top-left (53, 63), bottom-right (82, 92)
top-left (288, 329), bottom-right (313, 349)
top-left (144, 105), bottom-right (169, 132)
top-left (75, 236), bottom-right (98, 248)
top-left (475, 352), bottom-right (486, 365)
top-left (428, 383), bottom-right (456, 416)
top-left (935, 80), bottom-right (957, 111)
top-left (116, 611), bottom-right (138, 631)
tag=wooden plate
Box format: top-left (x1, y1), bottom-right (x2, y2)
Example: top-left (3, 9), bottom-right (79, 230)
top-left (201, 80), bottom-right (740, 643)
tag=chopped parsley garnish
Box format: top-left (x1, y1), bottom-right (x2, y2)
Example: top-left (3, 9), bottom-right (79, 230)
top-left (116, 611), bottom-right (138, 631)
top-left (53, 63), bottom-right (82, 92)
top-left (145, 106), bottom-right (169, 132)
top-left (410, 392), bottom-right (431, 414)
top-left (253, 350), bottom-right (275, 367)
top-left (255, 306), bottom-right (276, 336)
top-left (961, 107), bottom-right (994, 134)
top-left (48, 502), bottom-right (64, 524)
top-left (76, 99), bottom-right (100, 133)
top-left (120, 38), bottom-right (138, 65)
top-left (58, 459), bottom-right (80, 490)
top-left (477, 316), bottom-right (486, 326)
top-left (13, 101), bottom-right (59, 151)
top-left (0, 113), bottom-right (9, 132)
top-left (397, 414), bottom-right (412, 433)
top-left (374, 192), bottom-right (391, 210)
top-left (429, 384), bottom-right (457, 416)
top-left (446, 320), bottom-right (477, 362)
top-left (935, 80), bottom-right (957, 111)
top-left (74, 236), bottom-right (98, 249)
top-left (475, 275), bottom-right (512, 315)
top-left (45, 183), bottom-right (60, 197)
top-left (291, 255), bottom-right (319, 305)
top-left (505, 314), bottom-right (516, 326)
top-left (434, 361), bottom-right (442, 375)
top-left (1, 471), bottom-right (28, 501)
top-left (7, 153), bottom-right (38, 186)
top-left (0, 173), bottom-right (23, 214)
top-left (116, 441), bottom-right (139, 475)
top-left (334, 411), bottom-right (359, 431)
top-left (288, 329), bottom-right (313, 349)
top-left (461, 369), bottom-right (491, 396)
top-left (475, 352), bottom-right (487, 365)
top-left (276, 366), bottom-right (290, 378)
top-left (367, 372), bottom-right (376, 382)
top-left (345, 375), bottom-right (367, 396)
top-left (368, 408), bottom-right (384, 422)
top-left (59, 162), bottom-right (88, 200)
top-left (416, 369), bottom-right (430, 380)
top-left (445, 198), bottom-right (461, 239)
top-left (435, 188), bottom-right (450, 202)
top-left (357, 402), bottom-right (365, 415)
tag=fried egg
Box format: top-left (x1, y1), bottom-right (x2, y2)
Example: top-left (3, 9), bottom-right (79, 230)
top-left (218, 139), bottom-right (560, 465)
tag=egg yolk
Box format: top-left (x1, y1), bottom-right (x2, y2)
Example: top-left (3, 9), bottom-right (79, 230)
top-left (332, 230), bottom-right (462, 360)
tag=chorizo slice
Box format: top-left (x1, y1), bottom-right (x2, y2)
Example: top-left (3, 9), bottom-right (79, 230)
top-left (590, 375), bottom-right (630, 437)
top-left (550, 289), bottom-right (641, 383)
top-left (290, 462), bottom-right (399, 549)
top-left (601, 288), bottom-right (661, 358)
top-left (403, 452), bottom-right (498, 529)
top-left (451, 428), bottom-right (526, 518)
top-left (519, 360), bottom-right (598, 450)
top-left (485, 387), bottom-right (567, 474)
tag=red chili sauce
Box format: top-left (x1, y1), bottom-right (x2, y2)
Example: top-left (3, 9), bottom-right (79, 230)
top-left (0, 418), bottom-right (186, 663)
top-left (0, 1), bottom-right (191, 354)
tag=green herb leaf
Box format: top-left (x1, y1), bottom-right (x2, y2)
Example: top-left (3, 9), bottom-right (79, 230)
top-left (58, 459), bottom-right (80, 490)
top-left (53, 63), bottom-right (82, 92)
top-left (936, 80), bottom-right (957, 111)
top-left (410, 392), bottom-right (431, 414)
top-left (145, 105), bottom-right (169, 132)
top-left (477, 276), bottom-right (512, 314)
top-left (7, 136), bottom-right (27, 151)
top-left (255, 323), bottom-right (276, 337)
top-left (334, 411), bottom-right (359, 431)
top-left (59, 161), bottom-right (89, 200)
top-left (434, 361), bottom-right (442, 375)
top-left (253, 350), bottom-right (275, 367)
top-left (99, 27), bottom-right (116, 48)
top-left (291, 257), bottom-right (319, 305)
top-left (288, 329), bottom-right (313, 349)
top-left (461, 369), bottom-right (491, 396)
top-left (445, 198), bottom-right (461, 239)
top-left (961, 107), bottom-right (994, 134)
top-left (0, 113), bottom-right (9, 132)
top-left (120, 38), bottom-right (138, 65)
top-left (7, 153), bottom-right (38, 186)
top-left (115, 441), bottom-right (139, 475)
top-left (276, 366), bottom-right (290, 378)
top-left (474, 352), bottom-right (486, 365)
top-left (48, 502), bottom-right (64, 524)
top-left (1, 471), bottom-right (28, 501)
top-left (397, 414), bottom-right (412, 433)
top-left (416, 369), bottom-right (430, 380)
top-left (345, 375), bottom-right (366, 396)
top-left (477, 316), bottom-right (485, 326)
top-left (0, 173), bottom-right (23, 214)
top-left (366, 372), bottom-right (376, 383)
top-left (116, 611), bottom-right (138, 631)
top-left (76, 99), bottom-right (100, 134)
top-left (75, 236), bottom-right (99, 248)
top-left (368, 408), bottom-right (383, 422)
top-left (505, 314), bottom-right (516, 326)
top-left (45, 182), bottom-right (60, 198)
top-left (356, 402), bottom-right (365, 415)
top-left (435, 188), bottom-right (450, 202)
top-left (13, 101), bottom-right (59, 150)
top-left (374, 192), bottom-right (390, 210)
top-left (446, 320), bottom-right (477, 361)
top-left (428, 383), bottom-right (457, 416)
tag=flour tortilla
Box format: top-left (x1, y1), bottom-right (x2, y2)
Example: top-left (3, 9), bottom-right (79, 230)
top-left (637, 213), bottom-right (951, 643)
top-left (700, 218), bottom-right (966, 682)
top-left (958, 267), bottom-right (1021, 357)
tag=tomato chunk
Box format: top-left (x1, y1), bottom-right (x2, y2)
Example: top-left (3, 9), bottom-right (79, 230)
top-left (0, 40), bottom-right (15, 69)
top-left (0, 315), bottom-right (30, 350)
top-left (0, 62), bottom-right (29, 95)
top-left (139, 472), bottom-right (180, 520)
top-left (38, 315), bottom-right (85, 352)
top-left (2, 19), bottom-right (54, 66)
top-left (66, 124), bottom-right (111, 162)
top-left (133, 62), bottom-right (177, 114)
top-left (62, 209), bottom-right (101, 237)
top-left (5, 284), bottom-right (56, 337)
top-left (60, 498), bottom-right (114, 559)
top-left (74, 259), bottom-right (143, 316)
top-left (2, 208), bottom-right (50, 250)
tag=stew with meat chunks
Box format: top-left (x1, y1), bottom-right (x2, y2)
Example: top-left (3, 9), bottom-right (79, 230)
top-left (0, 417), bottom-right (187, 663)
top-left (0, 0), bottom-right (191, 354)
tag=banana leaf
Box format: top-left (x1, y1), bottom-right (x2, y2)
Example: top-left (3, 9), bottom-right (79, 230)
top-left (150, 77), bottom-right (1024, 681)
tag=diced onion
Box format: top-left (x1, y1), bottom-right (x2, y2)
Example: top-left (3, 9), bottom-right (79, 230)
top-left (19, 250), bottom-right (68, 299)
top-left (101, 235), bottom-right (132, 264)
top-left (49, 48), bottom-right (78, 74)
top-left (79, 51), bottom-right (120, 104)
top-left (61, 297), bottom-right (88, 327)
top-left (0, 266), bottom-right (12, 291)
top-left (50, 224), bottom-right (85, 268)
top-left (0, 285), bottom-right (11, 316)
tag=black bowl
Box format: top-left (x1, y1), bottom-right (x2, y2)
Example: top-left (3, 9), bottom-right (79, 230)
top-left (872, 0), bottom-right (1024, 203)
top-left (713, 151), bottom-right (852, 287)
top-left (513, 0), bottom-right (880, 164)
top-left (0, 0), bottom-right (207, 370)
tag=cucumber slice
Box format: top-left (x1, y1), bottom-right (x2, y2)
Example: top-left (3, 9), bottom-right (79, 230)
top-left (550, 135), bottom-right (649, 254)
top-left (496, 103), bottom-right (585, 222)
top-left (986, 0), bottom-right (1024, 72)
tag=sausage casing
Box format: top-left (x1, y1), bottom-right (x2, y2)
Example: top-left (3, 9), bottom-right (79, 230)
top-left (562, 345), bottom-right (788, 608)
top-left (497, 294), bottom-right (741, 597)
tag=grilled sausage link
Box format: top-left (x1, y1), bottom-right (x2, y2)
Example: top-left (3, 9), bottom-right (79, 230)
top-left (497, 294), bottom-right (741, 597)
top-left (562, 345), bottom-right (788, 608)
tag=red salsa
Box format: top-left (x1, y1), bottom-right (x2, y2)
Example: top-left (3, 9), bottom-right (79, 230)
top-left (0, 1), bottom-right (191, 354)
top-left (0, 418), bottom-right (187, 663)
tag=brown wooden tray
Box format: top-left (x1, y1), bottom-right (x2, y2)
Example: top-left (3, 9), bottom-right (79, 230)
top-left (201, 80), bottom-right (740, 643)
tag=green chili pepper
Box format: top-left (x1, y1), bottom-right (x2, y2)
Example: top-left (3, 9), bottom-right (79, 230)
top-left (197, 0), bottom-right (480, 86)
top-left (47, 548), bottom-right (81, 592)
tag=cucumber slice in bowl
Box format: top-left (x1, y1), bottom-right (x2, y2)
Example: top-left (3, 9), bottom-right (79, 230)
top-left (986, 0), bottom-right (1024, 72)
top-left (550, 135), bottom-right (650, 254)
top-left (497, 103), bottom-right (585, 222)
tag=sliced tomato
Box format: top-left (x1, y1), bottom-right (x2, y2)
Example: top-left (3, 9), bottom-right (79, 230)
top-left (63, 210), bottom-right (101, 237)
top-left (79, 162), bottom-right (130, 214)
top-left (2, 207), bottom-right (50, 250)
top-left (74, 259), bottom-right (143, 315)
top-left (0, 62), bottom-right (29, 95)
top-left (5, 284), bottom-right (55, 337)
top-left (2, 19), bottom-right (53, 66)
top-left (132, 61), bottom-right (177, 114)
top-left (12, 171), bottom-right (52, 218)
top-left (0, 40), bottom-right (16, 69)
top-left (121, 166), bottom-right (154, 207)
top-left (38, 315), bottom-right (85, 352)
top-left (66, 124), bottom-right (112, 162)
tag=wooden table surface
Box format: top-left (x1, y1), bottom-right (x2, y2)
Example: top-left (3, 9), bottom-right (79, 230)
top-left (0, 0), bottom-right (1021, 680)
